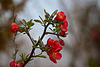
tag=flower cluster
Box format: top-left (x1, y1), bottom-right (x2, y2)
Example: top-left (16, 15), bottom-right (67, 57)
top-left (10, 23), bottom-right (21, 33)
top-left (9, 9), bottom-right (68, 67)
top-left (45, 38), bottom-right (62, 63)
top-left (55, 11), bottom-right (68, 37)
top-left (10, 61), bottom-right (23, 67)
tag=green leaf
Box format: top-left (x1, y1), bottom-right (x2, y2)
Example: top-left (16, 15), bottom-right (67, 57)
top-left (44, 9), bottom-right (50, 16)
top-left (38, 41), bottom-right (44, 48)
top-left (53, 20), bottom-right (57, 23)
top-left (22, 19), bottom-right (27, 25)
top-left (30, 58), bottom-right (34, 61)
top-left (39, 16), bottom-right (44, 22)
top-left (20, 21), bottom-right (24, 25)
top-left (57, 21), bottom-right (63, 23)
top-left (49, 27), bottom-right (53, 31)
top-left (32, 39), bottom-right (37, 43)
top-left (19, 53), bottom-right (24, 61)
top-left (19, 27), bottom-right (25, 32)
top-left (12, 52), bottom-right (15, 57)
top-left (55, 27), bottom-right (60, 32)
top-left (29, 19), bottom-right (33, 22)
top-left (34, 19), bottom-right (42, 24)
top-left (11, 5), bottom-right (17, 11)
top-left (26, 54), bottom-right (30, 58)
top-left (25, 58), bottom-right (33, 61)
top-left (50, 10), bottom-right (58, 19)
top-left (44, 9), bottom-right (50, 20)
top-left (45, 15), bottom-right (49, 20)
top-left (24, 53), bottom-right (26, 59)
top-left (16, 59), bottom-right (23, 63)
top-left (37, 55), bottom-right (46, 58)
top-left (22, 53), bottom-right (24, 60)
top-left (32, 45), bottom-right (39, 48)
top-left (44, 19), bottom-right (52, 23)
top-left (27, 20), bottom-right (34, 28)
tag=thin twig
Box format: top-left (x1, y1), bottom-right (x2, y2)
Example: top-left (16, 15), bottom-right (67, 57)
top-left (22, 23), bottom-right (50, 67)
top-left (26, 32), bottom-right (35, 45)
top-left (45, 32), bottom-right (60, 38)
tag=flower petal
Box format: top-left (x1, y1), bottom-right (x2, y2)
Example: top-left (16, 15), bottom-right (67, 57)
top-left (17, 62), bottom-right (23, 67)
top-left (55, 52), bottom-right (62, 60)
top-left (10, 61), bottom-right (17, 67)
top-left (49, 52), bottom-right (57, 63)
top-left (47, 38), bottom-right (55, 46)
top-left (55, 11), bottom-right (66, 21)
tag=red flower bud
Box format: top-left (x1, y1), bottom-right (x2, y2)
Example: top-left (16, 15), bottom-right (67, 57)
top-left (10, 61), bottom-right (17, 67)
top-left (59, 39), bottom-right (64, 46)
top-left (17, 62), bottom-right (23, 67)
top-left (10, 61), bottom-right (23, 67)
top-left (55, 11), bottom-right (66, 21)
top-left (10, 23), bottom-right (21, 33)
top-left (59, 31), bottom-right (66, 37)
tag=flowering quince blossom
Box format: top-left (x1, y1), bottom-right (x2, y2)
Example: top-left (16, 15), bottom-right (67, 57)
top-left (55, 11), bottom-right (68, 37)
top-left (59, 39), bottom-right (64, 46)
top-left (60, 18), bottom-right (68, 32)
top-left (10, 61), bottom-right (17, 67)
top-left (50, 41), bottom-right (62, 52)
top-left (10, 22), bottom-right (22, 33)
top-left (45, 38), bottom-right (62, 63)
top-left (17, 62), bottom-right (23, 67)
top-left (9, 9), bottom-right (69, 67)
top-left (55, 11), bottom-right (66, 21)
top-left (10, 61), bottom-right (23, 67)
top-left (59, 31), bottom-right (67, 37)
top-left (49, 52), bottom-right (62, 63)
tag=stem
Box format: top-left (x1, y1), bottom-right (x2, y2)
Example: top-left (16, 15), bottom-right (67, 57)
top-left (12, 33), bottom-right (18, 61)
top-left (22, 23), bottom-right (50, 67)
top-left (45, 32), bottom-right (57, 35)
top-left (12, 6), bottom-right (15, 22)
top-left (27, 32), bottom-right (35, 45)
top-left (45, 32), bottom-right (59, 38)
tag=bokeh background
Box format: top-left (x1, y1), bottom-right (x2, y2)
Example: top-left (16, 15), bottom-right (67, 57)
top-left (0, 0), bottom-right (100, 67)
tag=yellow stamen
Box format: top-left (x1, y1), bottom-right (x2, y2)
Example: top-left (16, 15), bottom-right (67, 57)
top-left (60, 16), bottom-right (62, 18)
top-left (52, 52), bottom-right (57, 57)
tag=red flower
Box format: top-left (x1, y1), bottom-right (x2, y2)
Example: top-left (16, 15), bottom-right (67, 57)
top-left (60, 18), bottom-right (68, 32)
top-left (45, 38), bottom-right (62, 63)
top-left (10, 23), bottom-right (21, 33)
top-left (55, 11), bottom-right (66, 21)
top-left (10, 61), bottom-right (17, 67)
top-left (10, 61), bottom-right (23, 67)
top-left (49, 52), bottom-right (62, 63)
top-left (17, 62), bottom-right (23, 67)
top-left (59, 39), bottom-right (64, 46)
top-left (54, 11), bottom-right (68, 37)
top-left (47, 38), bottom-right (55, 46)
top-left (50, 41), bottom-right (62, 52)
top-left (60, 31), bottom-right (66, 37)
